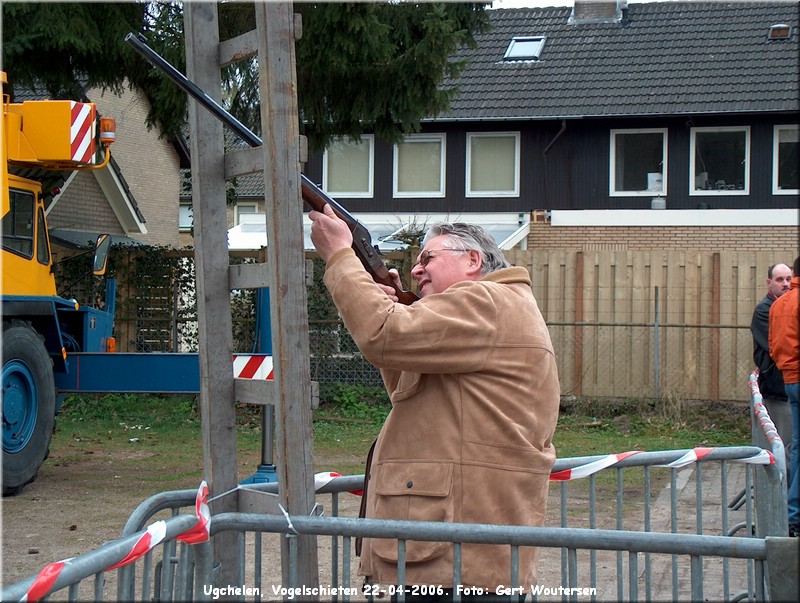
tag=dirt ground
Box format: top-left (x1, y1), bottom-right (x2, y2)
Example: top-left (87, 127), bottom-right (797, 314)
top-left (1, 433), bottom-right (379, 590)
top-left (1, 443), bottom-right (200, 585)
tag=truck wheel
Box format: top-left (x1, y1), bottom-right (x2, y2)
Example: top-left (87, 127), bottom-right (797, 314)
top-left (2, 321), bottom-right (56, 496)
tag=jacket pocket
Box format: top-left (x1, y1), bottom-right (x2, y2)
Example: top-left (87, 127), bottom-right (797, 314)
top-left (370, 461), bottom-right (454, 564)
top-left (390, 371), bottom-right (423, 403)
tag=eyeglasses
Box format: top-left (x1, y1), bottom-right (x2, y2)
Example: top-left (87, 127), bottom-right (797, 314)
top-left (416, 248), bottom-right (464, 267)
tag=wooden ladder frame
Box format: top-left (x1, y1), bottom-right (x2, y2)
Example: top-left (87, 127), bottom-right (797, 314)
top-left (184, 2), bottom-right (319, 588)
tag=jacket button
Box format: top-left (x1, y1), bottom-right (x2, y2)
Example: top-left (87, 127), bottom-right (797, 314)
top-left (406, 481), bottom-right (413, 488)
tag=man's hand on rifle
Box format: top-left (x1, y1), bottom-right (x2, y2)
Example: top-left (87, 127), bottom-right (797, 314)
top-left (310, 204), bottom-right (405, 303)
top-left (377, 269), bottom-right (404, 303)
top-left (309, 204), bottom-right (353, 262)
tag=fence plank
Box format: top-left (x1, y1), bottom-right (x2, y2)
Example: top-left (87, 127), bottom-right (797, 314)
top-left (683, 252), bottom-right (701, 396)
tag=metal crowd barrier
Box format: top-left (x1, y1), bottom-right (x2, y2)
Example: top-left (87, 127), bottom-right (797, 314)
top-left (5, 444), bottom-right (791, 602)
top-left (748, 370), bottom-right (789, 539)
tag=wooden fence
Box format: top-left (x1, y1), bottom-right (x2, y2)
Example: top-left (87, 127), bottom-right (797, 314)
top-left (506, 249), bottom-right (798, 401)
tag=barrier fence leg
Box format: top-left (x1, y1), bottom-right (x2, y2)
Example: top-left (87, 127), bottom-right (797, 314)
top-left (765, 537), bottom-right (799, 602)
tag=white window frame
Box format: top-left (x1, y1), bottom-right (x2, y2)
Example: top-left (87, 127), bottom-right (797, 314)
top-left (609, 128), bottom-right (668, 197)
top-left (504, 36), bottom-right (546, 61)
top-left (465, 132), bottom-right (520, 197)
top-left (773, 124), bottom-right (799, 195)
top-left (392, 134), bottom-right (446, 198)
top-left (179, 202), bottom-right (193, 231)
top-left (322, 135), bottom-right (374, 198)
top-left (689, 126), bottom-right (750, 196)
top-left (234, 202), bottom-right (258, 225)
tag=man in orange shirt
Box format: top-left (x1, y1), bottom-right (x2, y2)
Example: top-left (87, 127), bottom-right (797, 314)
top-left (769, 255), bottom-right (800, 537)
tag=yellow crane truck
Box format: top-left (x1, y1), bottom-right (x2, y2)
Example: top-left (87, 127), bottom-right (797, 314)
top-left (2, 71), bottom-right (116, 494)
top-left (2, 67), bottom-right (268, 496)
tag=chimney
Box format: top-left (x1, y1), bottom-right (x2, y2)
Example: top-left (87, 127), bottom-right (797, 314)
top-left (569, 0), bottom-right (628, 25)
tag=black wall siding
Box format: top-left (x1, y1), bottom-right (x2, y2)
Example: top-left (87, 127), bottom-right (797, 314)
top-left (304, 114), bottom-right (798, 213)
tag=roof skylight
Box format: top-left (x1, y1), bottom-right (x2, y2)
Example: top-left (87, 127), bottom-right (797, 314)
top-left (503, 36), bottom-right (546, 61)
top-left (768, 23), bottom-right (791, 40)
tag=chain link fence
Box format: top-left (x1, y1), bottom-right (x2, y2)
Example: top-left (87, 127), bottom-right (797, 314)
top-left (547, 322), bottom-right (752, 401)
top-left (56, 246), bottom-right (758, 402)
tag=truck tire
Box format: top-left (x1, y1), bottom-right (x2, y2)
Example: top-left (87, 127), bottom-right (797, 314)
top-left (2, 320), bottom-right (56, 496)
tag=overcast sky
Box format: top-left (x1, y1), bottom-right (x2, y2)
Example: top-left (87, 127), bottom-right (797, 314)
top-left (490, 0), bottom-right (570, 7)
top-left (489, 0), bottom-right (683, 8)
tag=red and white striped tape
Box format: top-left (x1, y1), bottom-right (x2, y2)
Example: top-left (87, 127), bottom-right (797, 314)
top-left (176, 480), bottom-right (211, 545)
top-left (70, 102), bottom-right (95, 164)
top-left (314, 471), bottom-right (363, 496)
top-left (655, 446), bottom-right (774, 469)
top-left (233, 354), bottom-right (274, 380)
top-left (550, 450), bottom-right (643, 481)
top-left (549, 446), bottom-right (774, 481)
top-left (20, 481), bottom-right (210, 602)
top-left (106, 521), bottom-right (167, 571)
top-left (753, 402), bottom-right (785, 446)
top-left (19, 560), bottom-right (70, 603)
top-left (749, 370), bottom-right (761, 397)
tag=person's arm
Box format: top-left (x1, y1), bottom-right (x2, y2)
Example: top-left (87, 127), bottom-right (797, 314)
top-left (751, 302), bottom-right (771, 369)
top-left (323, 252), bottom-right (499, 374)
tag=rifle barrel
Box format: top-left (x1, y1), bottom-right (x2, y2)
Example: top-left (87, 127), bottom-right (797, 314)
top-left (125, 32), bottom-right (417, 304)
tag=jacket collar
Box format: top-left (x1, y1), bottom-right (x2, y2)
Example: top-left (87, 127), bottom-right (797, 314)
top-left (481, 266), bottom-right (531, 287)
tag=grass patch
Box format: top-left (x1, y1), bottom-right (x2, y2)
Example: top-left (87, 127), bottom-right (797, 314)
top-left (54, 391), bottom-right (751, 487)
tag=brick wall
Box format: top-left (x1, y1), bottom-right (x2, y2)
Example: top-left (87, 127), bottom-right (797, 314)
top-left (91, 84), bottom-right (182, 247)
top-left (527, 223), bottom-right (800, 253)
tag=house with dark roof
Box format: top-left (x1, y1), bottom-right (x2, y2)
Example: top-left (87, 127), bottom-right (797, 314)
top-left (177, 1), bottom-right (797, 252)
top-left (297, 0), bottom-right (798, 252)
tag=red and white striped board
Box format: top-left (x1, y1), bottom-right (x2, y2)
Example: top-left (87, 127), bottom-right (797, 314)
top-left (232, 354), bottom-right (274, 380)
top-left (70, 102), bottom-right (96, 163)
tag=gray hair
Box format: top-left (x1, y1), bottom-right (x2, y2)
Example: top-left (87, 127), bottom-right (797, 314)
top-left (423, 222), bottom-right (510, 275)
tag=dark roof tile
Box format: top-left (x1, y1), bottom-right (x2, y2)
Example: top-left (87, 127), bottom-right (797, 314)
top-left (433, 1), bottom-right (799, 121)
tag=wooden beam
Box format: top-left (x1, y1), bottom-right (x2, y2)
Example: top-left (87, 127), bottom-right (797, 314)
top-left (183, 2), bottom-right (240, 586)
top-left (229, 262), bottom-right (271, 290)
top-left (255, 1), bottom-right (320, 589)
top-left (219, 30), bottom-right (258, 67)
top-left (233, 378), bottom-right (275, 405)
top-left (225, 147), bottom-right (264, 179)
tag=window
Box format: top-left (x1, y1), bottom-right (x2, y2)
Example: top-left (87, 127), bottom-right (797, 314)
top-left (773, 125), bottom-right (799, 194)
top-left (323, 136), bottom-right (374, 197)
top-left (504, 36), bottom-right (546, 61)
top-left (768, 23), bottom-right (791, 41)
top-left (235, 202), bottom-right (258, 225)
top-left (36, 207), bottom-right (50, 266)
top-left (393, 134), bottom-right (446, 198)
top-left (690, 126), bottom-right (750, 195)
top-left (466, 132), bottom-right (520, 197)
top-left (610, 129), bottom-right (668, 196)
top-left (2, 189), bottom-right (35, 258)
top-left (179, 203), bottom-right (193, 231)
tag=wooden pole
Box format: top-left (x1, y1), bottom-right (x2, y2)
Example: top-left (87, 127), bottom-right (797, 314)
top-left (710, 252), bottom-right (721, 401)
top-left (255, 2), bottom-right (319, 589)
top-left (574, 251), bottom-right (584, 396)
top-left (184, 2), bottom-right (240, 585)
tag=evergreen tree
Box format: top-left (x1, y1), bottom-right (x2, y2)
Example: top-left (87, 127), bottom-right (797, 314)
top-left (1, 2), bottom-right (146, 99)
top-left (2, 1), bottom-right (491, 149)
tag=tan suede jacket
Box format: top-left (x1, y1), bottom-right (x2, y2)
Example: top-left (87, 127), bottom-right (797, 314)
top-left (323, 249), bottom-right (560, 590)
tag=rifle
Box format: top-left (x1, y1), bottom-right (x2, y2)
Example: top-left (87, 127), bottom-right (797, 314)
top-left (125, 33), bottom-right (418, 305)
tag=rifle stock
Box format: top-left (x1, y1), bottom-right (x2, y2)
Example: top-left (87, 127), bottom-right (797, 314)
top-left (125, 32), bottom-right (418, 305)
